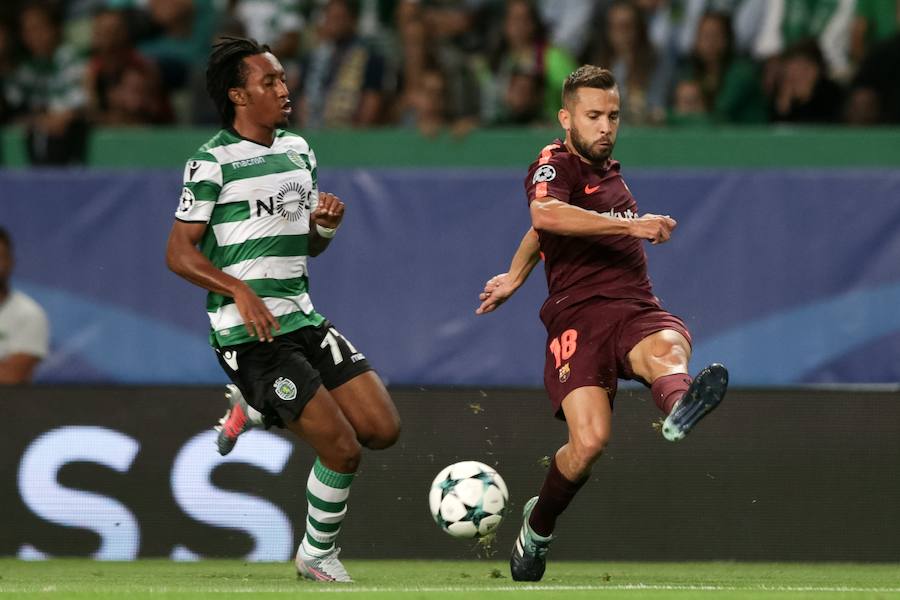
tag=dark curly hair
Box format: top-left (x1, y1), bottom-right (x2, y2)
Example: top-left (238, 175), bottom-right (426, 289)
top-left (206, 36), bottom-right (271, 127)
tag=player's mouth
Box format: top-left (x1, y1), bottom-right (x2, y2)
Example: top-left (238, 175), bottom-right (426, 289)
top-left (281, 102), bottom-right (292, 117)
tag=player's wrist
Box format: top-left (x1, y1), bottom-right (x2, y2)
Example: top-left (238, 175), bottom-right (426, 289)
top-left (315, 223), bottom-right (338, 238)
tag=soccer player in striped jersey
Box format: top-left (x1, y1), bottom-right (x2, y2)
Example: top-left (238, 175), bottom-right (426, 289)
top-left (476, 66), bottom-right (727, 582)
top-left (166, 37), bottom-right (400, 582)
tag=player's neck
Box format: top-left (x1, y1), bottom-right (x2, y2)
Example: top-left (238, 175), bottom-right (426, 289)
top-left (230, 118), bottom-right (276, 147)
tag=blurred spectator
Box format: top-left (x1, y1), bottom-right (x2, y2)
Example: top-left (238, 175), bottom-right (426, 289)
top-left (297, 0), bottom-right (389, 128)
top-left (770, 39), bottom-right (843, 123)
top-left (537, 0), bottom-right (597, 60)
top-left (585, 0), bottom-right (670, 124)
top-left (678, 11), bottom-right (766, 123)
top-left (846, 32), bottom-right (900, 124)
top-left (753, 0), bottom-right (855, 82)
top-left (849, 0), bottom-right (900, 67)
top-left (0, 21), bottom-right (16, 126)
top-left (4, 2), bottom-right (88, 164)
top-left (485, 0), bottom-right (576, 125)
top-left (667, 78), bottom-right (713, 126)
top-left (85, 8), bottom-right (173, 125)
top-left (0, 227), bottom-right (49, 385)
top-left (138, 0), bottom-right (218, 92)
top-left (228, 0), bottom-right (303, 60)
top-left (400, 65), bottom-right (449, 136)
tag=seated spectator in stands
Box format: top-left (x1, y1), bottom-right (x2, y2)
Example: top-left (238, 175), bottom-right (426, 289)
top-left (678, 11), bottom-right (767, 124)
top-left (85, 8), bottom-right (173, 125)
top-left (0, 227), bottom-right (49, 385)
top-left (138, 0), bottom-right (218, 92)
top-left (4, 2), bottom-right (88, 165)
top-left (753, 0), bottom-right (855, 83)
top-left (297, 0), bottom-right (388, 128)
top-left (485, 0), bottom-right (575, 125)
top-left (492, 66), bottom-right (544, 126)
top-left (849, 0), bottom-right (899, 68)
top-left (229, 0), bottom-right (303, 61)
top-left (667, 78), bottom-right (712, 126)
top-left (770, 40), bottom-right (843, 124)
top-left (400, 65), bottom-right (449, 137)
top-left (585, 0), bottom-right (670, 124)
top-left (846, 31), bottom-right (900, 124)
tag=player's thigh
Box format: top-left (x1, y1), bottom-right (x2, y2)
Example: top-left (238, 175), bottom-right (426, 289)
top-left (329, 370), bottom-right (401, 449)
top-left (285, 386), bottom-right (362, 472)
top-left (560, 386), bottom-right (613, 458)
top-left (306, 321), bottom-right (400, 448)
top-left (626, 328), bottom-right (692, 383)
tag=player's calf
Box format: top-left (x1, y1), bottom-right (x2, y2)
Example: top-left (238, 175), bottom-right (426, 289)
top-left (662, 363), bottom-right (728, 442)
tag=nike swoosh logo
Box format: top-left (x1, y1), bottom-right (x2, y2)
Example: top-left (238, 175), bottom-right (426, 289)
top-left (584, 184), bottom-right (600, 194)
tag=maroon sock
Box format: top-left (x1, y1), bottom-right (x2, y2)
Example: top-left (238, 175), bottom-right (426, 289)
top-left (652, 373), bottom-right (692, 414)
top-left (528, 457), bottom-right (588, 537)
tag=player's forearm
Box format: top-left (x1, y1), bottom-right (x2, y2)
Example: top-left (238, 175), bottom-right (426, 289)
top-left (531, 200), bottom-right (632, 237)
top-left (166, 239), bottom-right (247, 298)
top-left (506, 228), bottom-right (541, 288)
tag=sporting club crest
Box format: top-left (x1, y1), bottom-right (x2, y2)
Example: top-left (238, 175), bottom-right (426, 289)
top-left (274, 377), bottom-right (298, 401)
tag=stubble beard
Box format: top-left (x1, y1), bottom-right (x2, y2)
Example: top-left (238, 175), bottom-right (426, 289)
top-left (570, 125), bottom-right (614, 166)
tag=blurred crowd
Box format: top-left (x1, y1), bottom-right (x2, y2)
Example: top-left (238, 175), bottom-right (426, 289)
top-left (0, 0), bottom-right (898, 163)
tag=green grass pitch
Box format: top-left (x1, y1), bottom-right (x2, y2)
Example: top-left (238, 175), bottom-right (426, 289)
top-left (1, 559), bottom-right (899, 599)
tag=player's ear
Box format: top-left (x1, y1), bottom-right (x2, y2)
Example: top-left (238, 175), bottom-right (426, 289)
top-left (558, 107), bottom-right (570, 131)
top-left (228, 87), bottom-right (248, 107)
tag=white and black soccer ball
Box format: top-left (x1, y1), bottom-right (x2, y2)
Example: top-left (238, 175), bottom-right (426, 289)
top-left (429, 461), bottom-right (508, 539)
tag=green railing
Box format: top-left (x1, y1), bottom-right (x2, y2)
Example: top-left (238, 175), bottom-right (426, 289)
top-left (2, 125), bottom-right (899, 168)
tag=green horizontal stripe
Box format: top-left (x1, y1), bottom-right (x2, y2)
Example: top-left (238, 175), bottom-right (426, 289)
top-left (306, 489), bottom-right (346, 514)
top-left (205, 276), bottom-right (309, 312)
top-left (185, 180), bottom-right (222, 202)
top-left (209, 201), bottom-right (249, 226)
top-left (211, 234), bottom-right (308, 268)
top-left (307, 515), bottom-right (341, 533)
top-left (222, 153), bottom-right (309, 185)
top-left (305, 533), bottom-right (333, 551)
top-left (314, 458), bottom-right (355, 489)
top-left (211, 310), bottom-right (324, 347)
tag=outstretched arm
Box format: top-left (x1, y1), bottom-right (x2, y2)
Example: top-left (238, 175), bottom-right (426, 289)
top-left (166, 220), bottom-right (280, 342)
top-left (531, 197), bottom-right (677, 244)
top-left (476, 228), bottom-right (541, 315)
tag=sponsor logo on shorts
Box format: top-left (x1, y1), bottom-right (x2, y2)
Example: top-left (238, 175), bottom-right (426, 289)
top-left (532, 165), bottom-right (556, 184)
top-left (558, 362), bottom-right (570, 383)
top-left (222, 350), bottom-right (238, 371)
top-left (350, 352), bottom-right (365, 363)
top-left (273, 377), bottom-right (297, 401)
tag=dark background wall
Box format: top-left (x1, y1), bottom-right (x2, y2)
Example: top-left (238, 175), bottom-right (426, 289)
top-left (5, 386), bottom-right (899, 561)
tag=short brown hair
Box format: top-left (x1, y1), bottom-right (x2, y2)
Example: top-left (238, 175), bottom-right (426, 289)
top-left (562, 65), bottom-right (617, 108)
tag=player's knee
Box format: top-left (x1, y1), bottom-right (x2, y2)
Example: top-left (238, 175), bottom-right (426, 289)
top-left (364, 415), bottom-right (401, 450)
top-left (330, 433), bottom-right (362, 472)
top-left (571, 430), bottom-right (609, 467)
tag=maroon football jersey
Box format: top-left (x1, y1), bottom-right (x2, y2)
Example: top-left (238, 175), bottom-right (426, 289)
top-left (525, 140), bottom-right (656, 318)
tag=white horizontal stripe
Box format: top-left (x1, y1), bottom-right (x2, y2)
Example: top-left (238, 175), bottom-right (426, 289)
top-left (306, 503), bottom-right (347, 523)
top-left (210, 294), bottom-right (314, 331)
top-left (222, 255), bottom-right (307, 281)
top-left (212, 214), bottom-right (309, 246)
top-left (307, 470), bottom-right (351, 504)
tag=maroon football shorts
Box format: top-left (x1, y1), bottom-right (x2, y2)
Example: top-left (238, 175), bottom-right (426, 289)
top-left (541, 297), bottom-right (692, 419)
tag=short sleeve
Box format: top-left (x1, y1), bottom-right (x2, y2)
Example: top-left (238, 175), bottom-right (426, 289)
top-left (307, 147), bottom-right (319, 212)
top-left (175, 151), bottom-right (222, 222)
top-left (525, 147), bottom-right (576, 204)
top-left (9, 297), bottom-right (49, 359)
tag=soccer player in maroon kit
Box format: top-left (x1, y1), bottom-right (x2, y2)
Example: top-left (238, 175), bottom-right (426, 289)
top-left (476, 65), bottom-right (728, 582)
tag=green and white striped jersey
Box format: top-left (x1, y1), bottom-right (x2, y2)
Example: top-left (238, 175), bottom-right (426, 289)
top-left (175, 128), bottom-right (325, 347)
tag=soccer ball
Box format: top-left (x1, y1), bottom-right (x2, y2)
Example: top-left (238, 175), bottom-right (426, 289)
top-left (429, 461), bottom-right (508, 538)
